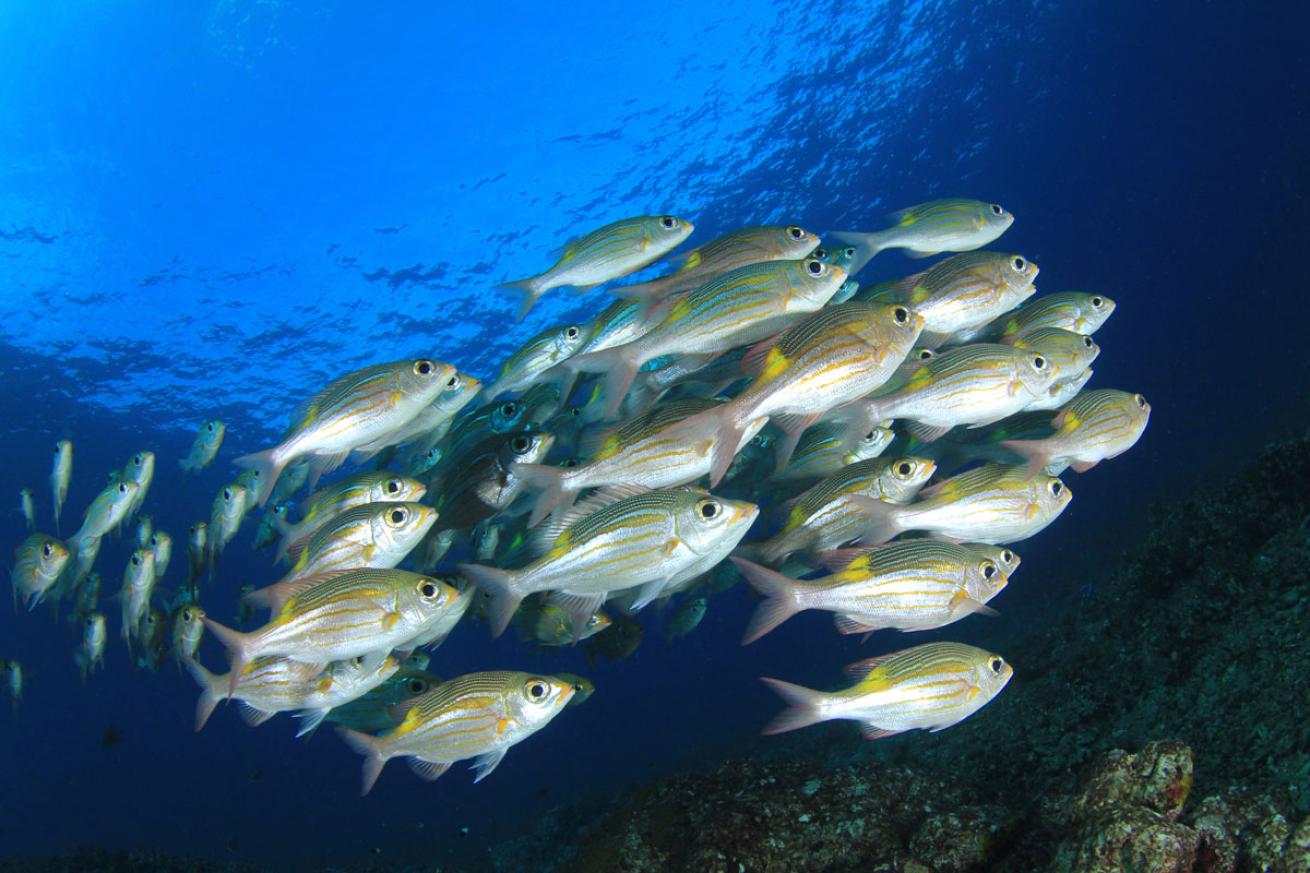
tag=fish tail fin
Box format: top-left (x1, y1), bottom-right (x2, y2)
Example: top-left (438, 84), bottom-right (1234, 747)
top-left (335, 727), bottom-right (389, 796)
top-left (201, 617), bottom-right (254, 696)
top-left (759, 677), bottom-right (828, 735)
top-left (999, 439), bottom-right (1052, 478)
top-left (513, 463), bottom-right (577, 527)
top-left (595, 351), bottom-right (641, 420)
top-left (498, 277), bottom-right (545, 322)
top-left (829, 230), bottom-right (889, 277)
top-left (772, 413), bottom-right (821, 474)
top-left (732, 557), bottom-right (807, 645)
top-left (456, 563), bottom-right (525, 638)
top-left (234, 449), bottom-right (282, 507)
top-left (183, 657), bottom-right (223, 732)
top-left (844, 495), bottom-right (904, 546)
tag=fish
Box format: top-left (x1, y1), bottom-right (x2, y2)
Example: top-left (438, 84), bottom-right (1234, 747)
top-left (430, 398), bottom-right (530, 481)
top-left (459, 487), bottom-right (759, 637)
top-left (2, 660), bottom-right (23, 713)
top-left (743, 457), bottom-right (937, 566)
top-left (855, 463), bottom-right (1072, 545)
top-left (487, 324), bottom-right (590, 400)
top-left (66, 535), bottom-right (102, 596)
top-left (51, 440), bottom-right (72, 533)
top-left (735, 539), bottom-right (1013, 643)
top-left (186, 522), bottom-right (208, 588)
top-left (171, 605), bottom-right (206, 665)
top-left (135, 516), bottom-right (153, 549)
top-left (609, 224), bottom-right (820, 304)
top-left (119, 548), bottom-right (157, 646)
top-left (245, 502), bottom-right (438, 609)
top-left (432, 430), bottom-right (555, 531)
top-left (352, 371), bottom-right (482, 458)
top-left (252, 504), bottom-right (290, 551)
top-left (180, 419), bottom-right (226, 473)
top-left (581, 614), bottom-right (644, 664)
top-left (19, 488), bottom-right (35, 530)
top-left (865, 252), bottom-right (1038, 343)
top-left (234, 470), bottom-right (265, 512)
top-left (999, 327), bottom-right (1099, 388)
top-left (207, 484), bottom-right (251, 569)
top-left (554, 673), bottom-right (596, 707)
top-left (136, 608), bottom-right (168, 671)
top-left (760, 642), bottom-right (1013, 738)
top-left (677, 300), bottom-right (925, 483)
top-left (335, 671), bottom-right (576, 794)
top-left (833, 198), bottom-right (1014, 275)
top-left (397, 574), bottom-right (476, 651)
top-left (514, 601), bottom-right (612, 647)
top-left (327, 667), bottom-right (445, 733)
top-left (76, 612), bottom-right (107, 683)
top-left (773, 422), bottom-right (895, 484)
top-left (267, 459), bottom-right (311, 506)
top-left (236, 359), bottom-right (457, 505)
top-left (500, 214), bottom-right (694, 319)
top-left (119, 451), bottom-right (155, 522)
top-left (982, 291), bottom-right (1116, 340)
top-left (835, 343), bottom-right (1061, 444)
top-left (664, 596), bottom-right (707, 644)
top-left (274, 472), bottom-right (427, 564)
top-left (513, 398), bottom-right (767, 526)
top-left (565, 257), bottom-right (848, 418)
top-left (71, 570), bottom-right (101, 618)
top-left (1001, 389), bottom-right (1151, 476)
top-left (204, 570), bottom-right (460, 681)
top-left (1025, 368), bottom-right (1092, 412)
top-left (71, 479), bottom-right (139, 545)
top-left (11, 534), bottom-right (70, 609)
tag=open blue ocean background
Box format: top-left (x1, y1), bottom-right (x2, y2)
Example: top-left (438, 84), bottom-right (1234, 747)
top-left (1, 2), bottom-right (1307, 870)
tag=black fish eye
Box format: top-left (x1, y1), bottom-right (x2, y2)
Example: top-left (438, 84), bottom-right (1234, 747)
top-left (918, 349), bottom-right (934, 360)
top-left (389, 508), bottom-right (407, 524)
top-left (697, 500), bottom-right (721, 520)
top-left (500, 402), bottom-right (519, 416)
top-left (805, 259), bottom-right (824, 276)
top-left (131, 555), bottom-right (140, 566)
top-left (565, 326), bottom-right (580, 339)
top-left (569, 407), bottom-right (581, 418)
top-left (414, 360), bottom-right (434, 376)
top-left (1091, 296), bottom-right (1104, 307)
top-left (786, 225), bottom-right (803, 240)
top-left (865, 431), bottom-right (878, 441)
top-left (991, 203), bottom-right (1004, 215)
top-left (982, 562), bottom-right (996, 579)
top-left (42, 543), bottom-right (53, 558)
top-left (134, 454), bottom-right (143, 464)
top-left (659, 216), bottom-right (676, 229)
top-left (118, 484), bottom-right (128, 493)
top-left (812, 247), bottom-right (828, 260)
top-left (893, 306), bottom-right (909, 325)
top-left (419, 580), bottom-right (438, 598)
top-left (842, 247), bottom-right (855, 257)
top-left (1083, 336), bottom-right (1093, 348)
top-left (85, 616), bottom-right (94, 626)
top-left (206, 423), bottom-right (214, 432)
top-left (1002, 549), bottom-right (1014, 563)
top-left (512, 436), bottom-right (531, 453)
top-left (1135, 394), bottom-right (1147, 408)
top-left (896, 462), bottom-right (913, 477)
top-left (526, 681), bottom-right (548, 700)
top-left (1032, 356), bottom-right (1047, 370)
top-left (989, 657), bottom-right (1004, 673)
top-left (408, 679), bottom-right (427, 694)
top-left (1011, 257), bottom-right (1026, 271)
top-left (446, 375), bottom-right (460, 389)
top-left (386, 480), bottom-right (401, 493)
top-left (1050, 480), bottom-right (1063, 496)
top-left (182, 609), bottom-right (193, 621)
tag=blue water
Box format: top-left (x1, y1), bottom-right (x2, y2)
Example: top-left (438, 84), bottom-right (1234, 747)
top-left (1, 1), bottom-right (1307, 870)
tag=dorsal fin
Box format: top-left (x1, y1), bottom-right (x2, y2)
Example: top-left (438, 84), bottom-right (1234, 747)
top-left (530, 484), bottom-right (651, 556)
top-left (844, 653), bottom-right (896, 681)
top-left (740, 333), bottom-right (785, 380)
top-left (246, 570), bottom-right (353, 615)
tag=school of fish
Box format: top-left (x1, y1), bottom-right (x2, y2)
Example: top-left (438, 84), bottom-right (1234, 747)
top-left (5, 198), bottom-right (1150, 790)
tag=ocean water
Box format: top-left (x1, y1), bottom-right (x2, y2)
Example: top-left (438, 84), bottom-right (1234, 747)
top-left (1, 2), bottom-right (1307, 871)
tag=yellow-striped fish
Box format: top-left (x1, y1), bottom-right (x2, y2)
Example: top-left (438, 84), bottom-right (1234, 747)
top-left (735, 540), bottom-right (1013, 643)
top-left (514, 601), bottom-right (612, 647)
top-left (274, 472), bottom-right (427, 564)
top-left (180, 419), bottom-right (226, 473)
top-left (236, 358), bottom-right (457, 505)
top-left (773, 423), bottom-right (895, 484)
top-left (744, 457), bottom-right (936, 565)
top-left (681, 300), bottom-right (925, 484)
top-left (1025, 367), bottom-right (1092, 412)
top-left (399, 573), bottom-right (476, 650)
top-left (565, 257), bottom-right (847, 418)
top-left (856, 463), bottom-right (1071, 545)
top-left (11, 534), bottom-right (69, 609)
top-left (871, 252), bottom-right (1038, 343)
top-left (834, 198), bottom-right (1014, 275)
top-left (761, 642), bottom-right (1012, 737)
top-left (611, 224), bottom-right (820, 303)
top-left (50, 440), bottom-right (72, 534)
top-left (204, 570), bottom-right (458, 681)
top-left (353, 370), bottom-right (482, 457)
top-left (327, 666), bottom-right (445, 733)
top-left (487, 323), bottom-right (590, 400)
top-left (500, 214), bottom-right (694, 319)
top-left (459, 487), bottom-right (758, 637)
top-left (71, 479), bottom-right (138, 545)
top-left (335, 670), bottom-right (576, 794)
top-left (1000, 327), bottom-right (1098, 388)
top-left (1002, 389), bottom-right (1151, 476)
top-left (987, 291), bottom-right (1116, 340)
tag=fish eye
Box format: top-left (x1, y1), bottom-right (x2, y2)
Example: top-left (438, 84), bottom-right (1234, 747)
top-left (569, 407), bottom-right (582, 418)
top-left (118, 483), bottom-right (128, 494)
top-left (982, 562), bottom-right (997, 580)
top-left (1090, 296), bottom-right (1104, 308)
top-left (895, 461), bottom-right (913, 478)
top-left (386, 479), bottom-right (402, 494)
top-left (511, 435), bottom-right (532, 453)
top-left (206, 423), bottom-right (214, 432)
top-left (864, 431), bottom-right (878, 441)
top-left (223, 488), bottom-right (233, 501)
top-left (413, 360), bottom-right (435, 376)
top-left (893, 306), bottom-right (910, 325)
top-left (131, 555), bottom-right (141, 566)
top-left (805, 259), bottom-right (826, 276)
top-left (408, 679), bottom-right (428, 694)
top-left (786, 225), bottom-right (804, 240)
top-left (565, 326), bottom-right (580, 339)
top-left (696, 499), bottom-right (721, 520)
top-left (1083, 336), bottom-right (1094, 348)
top-left (1049, 480), bottom-right (1064, 497)
top-left (85, 616), bottom-right (94, 627)
top-left (917, 349), bottom-right (935, 360)
top-left (446, 374), bottom-right (461, 389)
top-left (389, 508), bottom-right (408, 525)
top-left (499, 401), bottom-right (519, 416)
top-left (991, 203), bottom-right (1004, 216)
top-left (418, 579), bottom-right (438, 598)
top-left (134, 454), bottom-right (143, 464)
top-left (988, 656), bottom-right (1004, 673)
top-left (812, 247), bottom-right (828, 260)
top-left (182, 609), bottom-right (193, 621)
top-left (1135, 394), bottom-right (1147, 408)
top-left (352, 656), bottom-right (365, 666)
top-left (42, 543), bottom-right (53, 558)
top-left (525, 680), bottom-right (549, 701)
top-left (1032, 356), bottom-right (1047, 370)
top-left (54, 445), bottom-right (60, 454)
top-left (1001, 549), bottom-right (1014, 563)
top-left (660, 216), bottom-right (676, 229)
top-left (1011, 257), bottom-right (1026, 272)
top-left (588, 614), bottom-right (602, 627)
